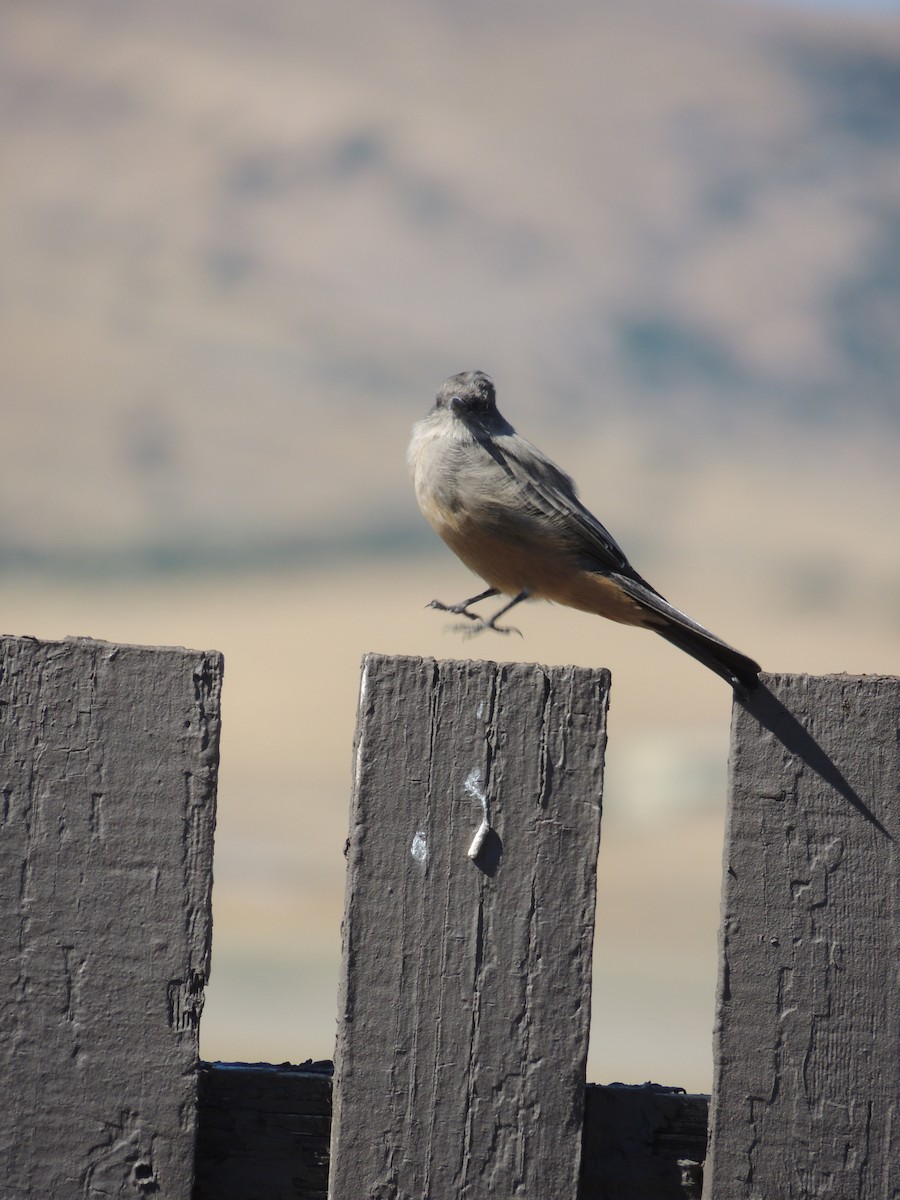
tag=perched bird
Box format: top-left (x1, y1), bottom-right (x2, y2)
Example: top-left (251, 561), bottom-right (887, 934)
top-left (408, 369), bottom-right (761, 694)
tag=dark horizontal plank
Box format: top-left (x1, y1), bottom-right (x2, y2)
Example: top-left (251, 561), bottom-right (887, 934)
top-left (194, 1062), bottom-right (708, 1200)
top-left (194, 1062), bottom-right (334, 1200)
top-left (579, 1083), bottom-right (708, 1199)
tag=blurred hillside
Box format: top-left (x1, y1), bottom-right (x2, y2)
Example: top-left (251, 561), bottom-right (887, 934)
top-left (3, 0), bottom-right (900, 573)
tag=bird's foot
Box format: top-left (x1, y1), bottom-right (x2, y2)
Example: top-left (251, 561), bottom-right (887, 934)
top-left (428, 598), bottom-right (480, 621)
top-left (455, 618), bottom-right (523, 639)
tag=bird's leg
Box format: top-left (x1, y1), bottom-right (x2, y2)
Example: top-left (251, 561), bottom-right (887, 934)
top-left (458, 589), bottom-right (530, 638)
top-left (428, 587), bottom-right (499, 621)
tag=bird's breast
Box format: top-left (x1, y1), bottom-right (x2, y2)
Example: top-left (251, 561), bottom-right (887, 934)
top-left (408, 420), bottom-right (473, 526)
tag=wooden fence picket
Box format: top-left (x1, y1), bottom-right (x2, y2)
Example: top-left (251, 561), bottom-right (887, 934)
top-left (0, 635), bottom-right (221, 1198)
top-left (705, 674), bottom-right (900, 1199)
top-left (328, 654), bottom-right (610, 1200)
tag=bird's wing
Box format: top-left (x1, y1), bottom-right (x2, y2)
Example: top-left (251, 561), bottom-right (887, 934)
top-left (488, 434), bottom-right (637, 577)
top-left (481, 431), bottom-right (760, 689)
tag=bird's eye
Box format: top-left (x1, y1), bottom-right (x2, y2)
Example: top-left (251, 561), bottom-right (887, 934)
top-left (450, 395), bottom-right (462, 406)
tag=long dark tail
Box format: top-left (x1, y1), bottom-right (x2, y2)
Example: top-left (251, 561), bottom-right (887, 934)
top-left (611, 571), bottom-right (761, 694)
top-left (653, 621), bottom-right (761, 695)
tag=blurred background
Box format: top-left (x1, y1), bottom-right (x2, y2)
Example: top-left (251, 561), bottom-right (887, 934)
top-left (3, 0), bottom-right (899, 1093)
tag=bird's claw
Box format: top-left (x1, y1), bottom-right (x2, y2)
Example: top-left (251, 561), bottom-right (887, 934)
top-left (428, 599), bottom-right (479, 620)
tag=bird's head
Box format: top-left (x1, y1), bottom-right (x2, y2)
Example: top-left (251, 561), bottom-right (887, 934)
top-left (433, 370), bottom-right (506, 433)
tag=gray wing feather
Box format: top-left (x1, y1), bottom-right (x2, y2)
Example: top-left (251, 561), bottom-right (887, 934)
top-left (490, 434), bottom-right (746, 640)
top-left (487, 434), bottom-right (638, 576)
top-left (474, 429), bottom-right (759, 691)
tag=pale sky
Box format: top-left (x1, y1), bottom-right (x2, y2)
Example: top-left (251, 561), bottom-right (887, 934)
top-left (730, 0), bottom-right (899, 10)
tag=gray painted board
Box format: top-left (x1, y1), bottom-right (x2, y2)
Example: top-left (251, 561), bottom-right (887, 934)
top-left (0, 635), bottom-right (222, 1198)
top-left (329, 654), bottom-right (610, 1200)
top-left (706, 673), bottom-right (900, 1199)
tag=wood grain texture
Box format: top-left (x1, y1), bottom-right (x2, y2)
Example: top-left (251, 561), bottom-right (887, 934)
top-left (705, 673), bottom-right (900, 1199)
top-left (329, 654), bottom-right (610, 1200)
top-left (0, 635), bottom-right (221, 1198)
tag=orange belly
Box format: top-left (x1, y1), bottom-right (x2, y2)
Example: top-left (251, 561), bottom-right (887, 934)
top-left (434, 514), bottom-right (648, 628)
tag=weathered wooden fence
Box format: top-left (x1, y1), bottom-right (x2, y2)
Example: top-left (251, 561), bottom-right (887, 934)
top-left (0, 635), bottom-right (896, 1198)
top-left (0, 636), bottom-right (221, 1197)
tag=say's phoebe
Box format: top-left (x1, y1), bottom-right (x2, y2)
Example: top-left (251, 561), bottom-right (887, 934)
top-left (408, 370), bottom-right (761, 694)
